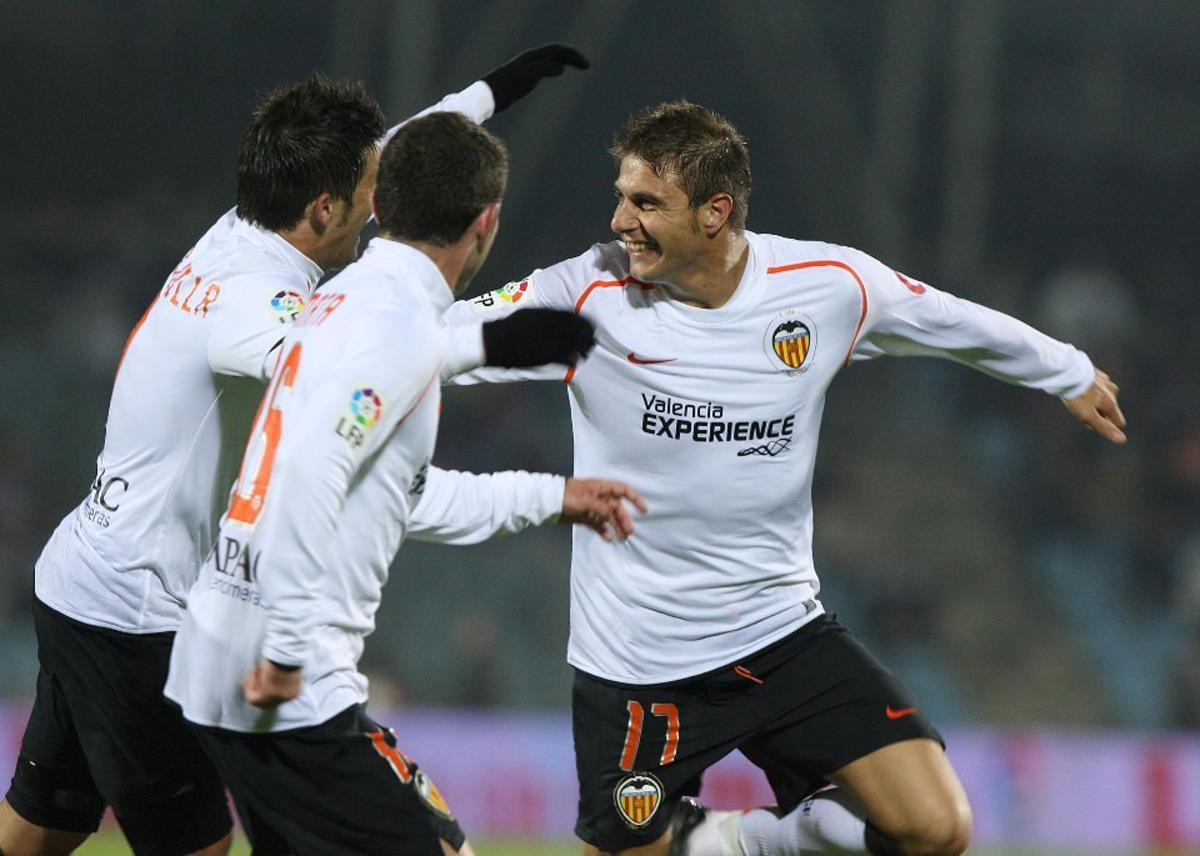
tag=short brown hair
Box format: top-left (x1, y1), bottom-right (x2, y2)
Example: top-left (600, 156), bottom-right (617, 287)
top-left (375, 112), bottom-right (508, 244)
top-left (610, 101), bottom-right (751, 231)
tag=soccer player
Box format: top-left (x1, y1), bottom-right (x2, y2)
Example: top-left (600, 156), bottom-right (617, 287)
top-left (0, 48), bottom-right (593, 856)
top-left (441, 101), bottom-right (1128, 856)
top-left (162, 110), bottom-right (638, 856)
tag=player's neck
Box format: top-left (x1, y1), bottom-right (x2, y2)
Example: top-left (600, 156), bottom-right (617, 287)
top-left (277, 227), bottom-right (327, 273)
top-left (667, 233), bottom-right (749, 309)
top-left (387, 234), bottom-right (469, 297)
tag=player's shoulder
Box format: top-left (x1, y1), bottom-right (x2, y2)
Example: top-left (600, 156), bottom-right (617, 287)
top-left (540, 240), bottom-right (631, 287)
top-left (749, 232), bottom-right (862, 270)
top-left (178, 210), bottom-right (314, 322)
top-left (751, 232), bottom-right (899, 289)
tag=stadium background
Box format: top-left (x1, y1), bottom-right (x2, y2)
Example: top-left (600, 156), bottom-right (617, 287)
top-left (1, 1), bottom-right (1197, 852)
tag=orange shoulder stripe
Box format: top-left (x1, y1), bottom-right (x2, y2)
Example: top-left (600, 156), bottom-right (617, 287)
top-left (564, 275), bottom-right (652, 383)
top-left (767, 260), bottom-right (868, 367)
top-left (114, 293), bottom-right (160, 379)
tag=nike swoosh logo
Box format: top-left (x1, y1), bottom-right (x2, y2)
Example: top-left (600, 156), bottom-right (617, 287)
top-left (885, 705), bottom-right (918, 720)
top-left (626, 352), bottom-right (676, 365)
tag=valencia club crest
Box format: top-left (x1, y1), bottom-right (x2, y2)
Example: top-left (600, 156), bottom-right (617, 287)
top-left (613, 772), bottom-right (664, 829)
top-left (763, 310), bottom-right (817, 375)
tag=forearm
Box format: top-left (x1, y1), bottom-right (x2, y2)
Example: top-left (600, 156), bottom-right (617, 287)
top-left (861, 289), bottom-right (1095, 397)
top-left (408, 467), bottom-right (565, 545)
top-left (380, 80), bottom-right (495, 146)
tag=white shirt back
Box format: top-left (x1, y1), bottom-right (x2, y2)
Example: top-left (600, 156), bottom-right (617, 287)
top-left (35, 211), bottom-right (320, 632)
top-left (166, 239), bottom-right (445, 732)
top-left (33, 82), bottom-right (496, 634)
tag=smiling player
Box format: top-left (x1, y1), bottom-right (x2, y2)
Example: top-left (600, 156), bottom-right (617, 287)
top-left (442, 101), bottom-right (1126, 856)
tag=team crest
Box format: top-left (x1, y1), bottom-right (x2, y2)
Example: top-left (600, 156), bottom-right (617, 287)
top-left (270, 290), bottom-right (306, 324)
top-left (414, 770), bottom-right (455, 819)
top-left (613, 772), bottom-right (663, 829)
top-left (762, 310), bottom-right (817, 375)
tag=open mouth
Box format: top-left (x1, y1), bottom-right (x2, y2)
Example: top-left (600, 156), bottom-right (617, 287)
top-left (624, 239), bottom-right (658, 257)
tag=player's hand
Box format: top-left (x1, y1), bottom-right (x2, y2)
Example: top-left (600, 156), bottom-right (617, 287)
top-left (481, 44), bottom-right (590, 113)
top-left (1062, 369), bottom-right (1127, 444)
top-left (561, 478), bottom-right (647, 542)
top-left (242, 658), bottom-right (303, 708)
top-left (482, 308), bottom-right (595, 368)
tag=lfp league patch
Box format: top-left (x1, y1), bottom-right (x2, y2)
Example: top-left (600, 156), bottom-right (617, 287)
top-left (270, 289), bottom-right (306, 324)
top-left (613, 771), bottom-right (664, 829)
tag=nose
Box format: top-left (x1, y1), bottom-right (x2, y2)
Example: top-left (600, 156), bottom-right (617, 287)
top-left (611, 198), bottom-right (635, 235)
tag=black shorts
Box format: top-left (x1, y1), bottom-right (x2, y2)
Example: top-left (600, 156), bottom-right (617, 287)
top-left (192, 704), bottom-right (466, 856)
top-left (4, 597), bottom-right (232, 854)
top-left (573, 615), bottom-right (942, 851)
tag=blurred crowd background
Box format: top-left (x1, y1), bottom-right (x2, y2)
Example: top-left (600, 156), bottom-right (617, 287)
top-left (2, 0), bottom-right (1197, 733)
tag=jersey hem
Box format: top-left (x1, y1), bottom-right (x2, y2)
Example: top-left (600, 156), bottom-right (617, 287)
top-left (567, 602), bottom-right (826, 686)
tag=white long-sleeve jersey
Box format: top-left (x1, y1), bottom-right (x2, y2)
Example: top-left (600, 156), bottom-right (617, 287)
top-left (443, 233), bottom-right (1096, 684)
top-left (34, 83), bottom-right (499, 634)
top-left (166, 239), bottom-right (565, 733)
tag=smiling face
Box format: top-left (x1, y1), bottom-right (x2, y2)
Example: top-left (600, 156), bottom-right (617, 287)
top-left (610, 155), bottom-right (707, 285)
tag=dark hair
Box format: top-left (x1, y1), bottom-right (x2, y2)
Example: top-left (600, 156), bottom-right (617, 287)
top-left (375, 112), bottom-right (508, 244)
top-left (610, 101), bottom-right (751, 231)
top-left (235, 75), bottom-right (386, 231)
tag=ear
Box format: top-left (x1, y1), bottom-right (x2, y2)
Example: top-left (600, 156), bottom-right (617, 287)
top-left (473, 202), bottom-right (502, 242)
top-left (698, 193), bottom-right (733, 235)
top-left (307, 191), bottom-right (337, 235)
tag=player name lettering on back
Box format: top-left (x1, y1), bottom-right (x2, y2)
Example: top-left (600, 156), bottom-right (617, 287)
top-left (639, 393), bottom-right (796, 445)
top-left (161, 255), bottom-right (221, 318)
top-left (294, 292), bottom-right (345, 327)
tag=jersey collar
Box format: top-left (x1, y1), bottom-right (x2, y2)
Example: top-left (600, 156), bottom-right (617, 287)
top-left (232, 212), bottom-right (325, 286)
top-left (358, 237), bottom-right (454, 312)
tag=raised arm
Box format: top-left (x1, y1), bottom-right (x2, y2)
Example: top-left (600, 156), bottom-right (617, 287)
top-left (381, 43), bottom-right (589, 145)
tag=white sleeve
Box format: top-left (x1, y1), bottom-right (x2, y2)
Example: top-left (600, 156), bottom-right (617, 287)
top-left (408, 466), bottom-right (565, 545)
top-left (849, 248), bottom-right (1095, 398)
top-left (207, 274), bottom-right (307, 381)
top-left (257, 328), bottom-right (441, 667)
top-left (440, 247), bottom-right (603, 385)
top-left (381, 80), bottom-right (495, 146)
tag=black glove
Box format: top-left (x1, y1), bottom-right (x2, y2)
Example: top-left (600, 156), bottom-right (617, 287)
top-left (482, 309), bottom-right (595, 368)
top-left (482, 44), bottom-right (590, 113)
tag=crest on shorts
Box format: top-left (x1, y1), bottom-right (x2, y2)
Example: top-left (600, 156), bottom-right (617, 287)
top-left (762, 309), bottom-right (817, 375)
top-left (613, 772), bottom-right (663, 829)
top-left (414, 770), bottom-right (455, 820)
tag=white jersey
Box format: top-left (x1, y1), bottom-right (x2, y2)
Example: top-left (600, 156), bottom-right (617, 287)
top-left (34, 83), bottom-right (496, 634)
top-left (164, 239), bottom-right (563, 732)
top-left (444, 232), bottom-right (1096, 684)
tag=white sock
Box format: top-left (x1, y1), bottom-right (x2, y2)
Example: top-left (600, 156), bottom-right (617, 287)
top-left (738, 789), bottom-right (870, 855)
top-left (683, 809), bottom-right (746, 856)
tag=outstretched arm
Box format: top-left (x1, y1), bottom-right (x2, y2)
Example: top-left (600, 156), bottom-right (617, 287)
top-left (849, 249), bottom-right (1128, 445)
top-left (409, 467), bottom-right (646, 545)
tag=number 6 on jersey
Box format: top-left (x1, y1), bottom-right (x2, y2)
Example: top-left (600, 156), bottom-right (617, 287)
top-left (228, 344), bottom-right (302, 526)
